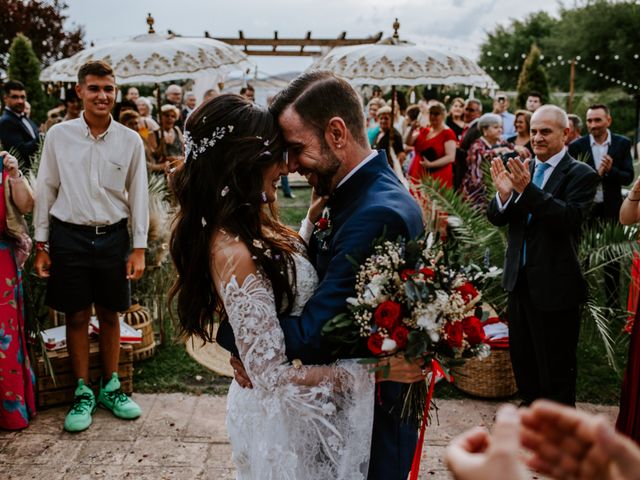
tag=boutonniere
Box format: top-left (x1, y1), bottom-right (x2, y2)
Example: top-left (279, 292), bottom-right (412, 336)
top-left (314, 207), bottom-right (333, 250)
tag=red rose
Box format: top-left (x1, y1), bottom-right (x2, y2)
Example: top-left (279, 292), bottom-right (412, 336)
top-left (367, 332), bottom-right (385, 356)
top-left (419, 267), bottom-right (435, 279)
top-left (316, 217), bottom-right (329, 230)
top-left (444, 321), bottom-right (464, 349)
top-left (400, 269), bottom-right (416, 281)
top-left (374, 301), bottom-right (402, 330)
top-left (462, 316), bottom-right (486, 345)
top-left (456, 282), bottom-right (479, 303)
top-left (391, 325), bottom-right (410, 349)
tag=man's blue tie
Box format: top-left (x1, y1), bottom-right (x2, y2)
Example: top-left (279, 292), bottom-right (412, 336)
top-left (521, 162), bottom-right (551, 266)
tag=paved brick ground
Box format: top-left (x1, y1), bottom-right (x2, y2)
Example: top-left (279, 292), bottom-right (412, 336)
top-left (0, 394), bottom-right (618, 479)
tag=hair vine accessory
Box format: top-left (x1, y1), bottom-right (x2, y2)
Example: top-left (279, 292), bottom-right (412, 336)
top-left (184, 124), bottom-right (235, 163)
top-left (221, 186), bottom-right (230, 197)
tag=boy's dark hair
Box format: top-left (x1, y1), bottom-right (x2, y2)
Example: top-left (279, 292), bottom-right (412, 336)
top-left (78, 61), bottom-right (115, 84)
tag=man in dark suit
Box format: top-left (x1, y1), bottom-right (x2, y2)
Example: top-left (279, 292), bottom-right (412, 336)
top-left (219, 71), bottom-right (425, 480)
top-left (488, 105), bottom-right (599, 406)
top-left (0, 80), bottom-right (40, 170)
top-left (454, 98), bottom-right (483, 190)
top-left (568, 104), bottom-right (634, 308)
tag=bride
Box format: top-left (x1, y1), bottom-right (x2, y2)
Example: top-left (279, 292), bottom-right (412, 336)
top-left (170, 94), bottom-right (419, 479)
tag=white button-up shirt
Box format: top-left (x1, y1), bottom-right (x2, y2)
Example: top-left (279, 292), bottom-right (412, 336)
top-left (34, 113), bottom-right (149, 248)
top-left (589, 129), bottom-right (610, 203)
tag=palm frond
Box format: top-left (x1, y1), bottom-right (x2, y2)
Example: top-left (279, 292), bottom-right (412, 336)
top-left (580, 221), bottom-right (639, 275)
top-left (581, 298), bottom-right (619, 369)
top-left (417, 177), bottom-right (507, 311)
top-left (418, 177), bottom-right (507, 267)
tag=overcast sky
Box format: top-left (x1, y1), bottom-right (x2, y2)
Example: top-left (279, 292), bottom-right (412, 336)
top-left (64, 0), bottom-right (561, 75)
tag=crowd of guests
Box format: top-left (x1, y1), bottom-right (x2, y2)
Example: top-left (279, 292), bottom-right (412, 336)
top-left (363, 88), bottom-right (547, 210)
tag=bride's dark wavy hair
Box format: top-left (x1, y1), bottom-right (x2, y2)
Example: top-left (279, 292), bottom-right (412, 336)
top-left (169, 94), bottom-right (299, 342)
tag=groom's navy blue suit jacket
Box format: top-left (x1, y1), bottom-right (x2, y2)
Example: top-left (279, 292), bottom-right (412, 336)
top-left (217, 151), bottom-right (424, 480)
top-left (280, 151), bottom-right (423, 363)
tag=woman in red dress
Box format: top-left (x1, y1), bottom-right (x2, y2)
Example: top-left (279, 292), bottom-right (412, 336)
top-left (407, 102), bottom-right (457, 189)
top-left (0, 151), bottom-right (36, 430)
top-left (617, 178), bottom-right (640, 444)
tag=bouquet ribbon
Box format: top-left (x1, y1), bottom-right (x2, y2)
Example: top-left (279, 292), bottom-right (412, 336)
top-left (409, 359), bottom-right (447, 480)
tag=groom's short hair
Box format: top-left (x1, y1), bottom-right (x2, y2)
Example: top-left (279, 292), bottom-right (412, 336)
top-left (269, 71), bottom-right (368, 147)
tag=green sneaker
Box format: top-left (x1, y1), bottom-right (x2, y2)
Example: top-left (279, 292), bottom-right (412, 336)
top-left (98, 373), bottom-right (141, 420)
top-left (64, 379), bottom-right (96, 432)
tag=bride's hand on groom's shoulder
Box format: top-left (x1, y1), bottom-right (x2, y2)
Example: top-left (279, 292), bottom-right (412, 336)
top-left (307, 189), bottom-right (330, 224)
top-left (375, 355), bottom-right (428, 384)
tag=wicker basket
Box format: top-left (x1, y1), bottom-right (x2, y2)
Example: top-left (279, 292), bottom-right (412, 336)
top-left (451, 349), bottom-right (518, 398)
top-left (122, 303), bottom-right (156, 362)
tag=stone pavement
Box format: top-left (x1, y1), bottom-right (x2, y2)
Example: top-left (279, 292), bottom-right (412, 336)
top-left (0, 393), bottom-right (619, 480)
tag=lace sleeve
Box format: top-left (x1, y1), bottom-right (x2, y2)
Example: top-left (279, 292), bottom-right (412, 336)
top-left (214, 239), bottom-right (361, 390)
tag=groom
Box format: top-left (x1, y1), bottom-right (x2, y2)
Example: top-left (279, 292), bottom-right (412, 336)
top-left (218, 71), bottom-right (424, 479)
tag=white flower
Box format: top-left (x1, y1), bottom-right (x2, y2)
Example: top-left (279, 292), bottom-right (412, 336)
top-left (415, 306), bottom-right (439, 330)
top-left (362, 274), bottom-right (388, 306)
top-left (475, 343), bottom-right (491, 360)
top-left (381, 338), bottom-right (397, 352)
top-left (346, 297), bottom-right (359, 306)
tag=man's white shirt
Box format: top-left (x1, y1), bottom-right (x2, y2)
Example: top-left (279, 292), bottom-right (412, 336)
top-left (589, 129), bottom-right (611, 203)
top-left (34, 113), bottom-right (149, 248)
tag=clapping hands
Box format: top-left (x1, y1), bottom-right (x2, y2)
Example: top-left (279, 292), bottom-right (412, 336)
top-left (490, 157), bottom-right (531, 204)
top-left (446, 400), bottom-right (640, 480)
top-left (446, 404), bottom-right (529, 480)
top-left (598, 153), bottom-right (613, 176)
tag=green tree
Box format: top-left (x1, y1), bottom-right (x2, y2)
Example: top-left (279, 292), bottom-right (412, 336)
top-left (516, 44), bottom-right (549, 108)
top-left (8, 33), bottom-right (45, 123)
top-left (479, 11), bottom-right (557, 90)
top-left (0, 0), bottom-right (83, 70)
top-left (545, 0), bottom-right (640, 93)
top-left (479, 1), bottom-right (640, 94)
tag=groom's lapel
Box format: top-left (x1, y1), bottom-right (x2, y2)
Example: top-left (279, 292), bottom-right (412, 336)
top-left (328, 151), bottom-right (388, 217)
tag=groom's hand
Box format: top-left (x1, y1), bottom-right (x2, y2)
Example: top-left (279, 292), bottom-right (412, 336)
top-left (230, 356), bottom-right (253, 389)
top-left (375, 355), bottom-right (428, 383)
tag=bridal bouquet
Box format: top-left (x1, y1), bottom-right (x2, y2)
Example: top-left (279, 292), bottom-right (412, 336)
top-left (323, 234), bottom-right (495, 424)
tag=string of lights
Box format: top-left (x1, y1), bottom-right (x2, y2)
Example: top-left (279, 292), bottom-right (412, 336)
top-left (480, 51), bottom-right (640, 90)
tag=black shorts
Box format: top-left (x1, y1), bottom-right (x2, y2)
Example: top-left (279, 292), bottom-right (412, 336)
top-left (45, 218), bottom-right (131, 314)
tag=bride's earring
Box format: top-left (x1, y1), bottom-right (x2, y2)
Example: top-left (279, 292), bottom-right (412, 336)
top-left (260, 191), bottom-right (268, 203)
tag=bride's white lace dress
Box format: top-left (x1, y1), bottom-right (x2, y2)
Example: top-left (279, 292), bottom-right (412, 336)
top-left (215, 239), bottom-right (374, 480)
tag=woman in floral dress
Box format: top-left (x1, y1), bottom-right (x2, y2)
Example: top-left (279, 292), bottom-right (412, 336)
top-left (0, 151), bottom-right (36, 430)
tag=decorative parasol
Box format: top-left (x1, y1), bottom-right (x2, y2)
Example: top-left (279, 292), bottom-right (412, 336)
top-left (40, 13), bottom-right (253, 89)
top-left (309, 19), bottom-right (498, 184)
top-left (309, 19), bottom-right (497, 90)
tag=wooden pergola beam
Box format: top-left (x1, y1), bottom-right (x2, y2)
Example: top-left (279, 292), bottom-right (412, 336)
top-left (215, 31), bottom-right (383, 49)
top-left (243, 50), bottom-right (322, 57)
